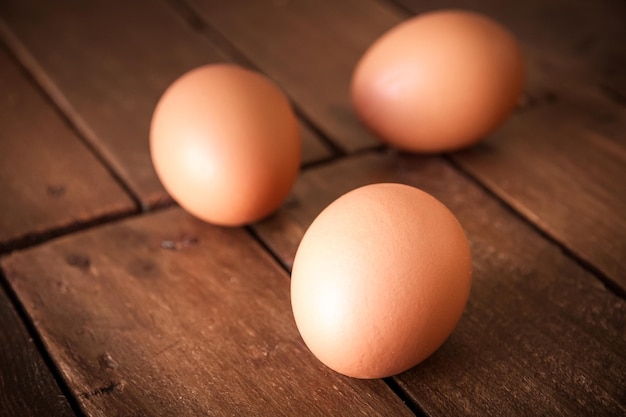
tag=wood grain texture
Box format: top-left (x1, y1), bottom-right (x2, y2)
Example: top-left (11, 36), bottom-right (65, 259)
top-left (455, 86), bottom-right (626, 292)
top-left (0, 288), bottom-right (74, 417)
top-left (388, 0), bottom-right (626, 290)
top-left (170, 0), bottom-right (626, 290)
top-left (1, 1), bottom-right (624, 416)
top-left (179, 0), bottom-right (403, 152)
top-left (253, 152), bottom-right (626, 416)
top-left (0, 283), bottom-right (75, 417)
top-left (0, 44), bottom-right (134, 251)
top-left (0, 209), bottom-right (413, 417)
top-left (0, 0), bottom-right (331, 209)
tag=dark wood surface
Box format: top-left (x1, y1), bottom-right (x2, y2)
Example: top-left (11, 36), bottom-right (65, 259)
top-left (1, 209), bottom-right (413, 417)
top-left (0, 0), bottom-right (624, 416)
top-left (0, 283), bottom-right (75, 417)
top-left (392, 0), bottom-right (626, 298)
top-left (182, 0), bottom-right (398, 153)
top-left (0, 43), bottom-right (135, 251)
top-left (0, 0), bottom-right (332, 209)
top-left (254, 152), bottom-right (626, 416)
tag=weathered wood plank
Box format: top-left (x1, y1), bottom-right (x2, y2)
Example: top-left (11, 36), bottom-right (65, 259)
top-left (178, 0), bottom-right (403, 152)
top-left (0, 209), bottom-right (414, 417)
top-left (0, 44), bottom-right (135, 251)
top-left (253, 152), bottom-right (626, 416)
top-left (0, 0), bottom-right (332, 209)
top-left (182, 0), bottom-right (626, 289)
top-left (388, 0), bottom-right (626, 290)
top-left (456, 87), bottom-right (626, 292)
top-left (0, 282), bottom-right (76, 417)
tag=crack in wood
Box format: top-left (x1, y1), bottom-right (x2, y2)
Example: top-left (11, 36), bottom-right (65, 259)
top-left (81, 380), bottom-right (124, 399)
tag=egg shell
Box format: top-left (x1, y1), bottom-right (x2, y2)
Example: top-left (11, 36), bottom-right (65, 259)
top-left (351, 10), bottom-right (525, 153)
top-left (290, 183), bottom-right (472, 379)
top-left (150, 64), bottom-right (301, 226)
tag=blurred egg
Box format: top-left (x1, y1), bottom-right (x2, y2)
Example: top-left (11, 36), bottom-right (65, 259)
top-left (291, 183), bottom-right (472, 379)
top-left (351, 10), bottom-right (525, 153)
top-left (150, 64), bottom-right (301, 226)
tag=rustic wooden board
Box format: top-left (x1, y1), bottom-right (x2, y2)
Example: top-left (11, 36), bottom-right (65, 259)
top-left (182, 0), bottom-right (626, 289)
top-left (0, 283), bottom-right (76, 417)
top-left (387, 0), bottom-right (626, 290)
top-left (178, 0), bottom-right (403, 152)
top-left (0, 0), bottom-right (331, 209)
top-left (455, 86), bottom-right (626, 292)
top-left (1, 208), bottom-right (414, 417)
top-left (253, 152), bottom-right (626, 416)
top-left (0, 44), bottom-right (135, 251)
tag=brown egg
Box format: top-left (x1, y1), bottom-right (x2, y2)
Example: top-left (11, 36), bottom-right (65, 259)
top-left (150, 64), bottom-right (301, 226)
top-left (290, 183), bottom-right (472, 379)
top-left (351, 10), bottom-right (525, 153)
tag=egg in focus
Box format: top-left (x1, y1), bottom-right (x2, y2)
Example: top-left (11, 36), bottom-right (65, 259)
top-left (351, 10), bottom-right (525, 153)
top-left (290, 183), bottom-right (472, 379)
top-left (150, 64), bottom-right (301, 226)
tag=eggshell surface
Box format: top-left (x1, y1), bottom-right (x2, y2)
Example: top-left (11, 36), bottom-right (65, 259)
top-left (351, 10), bottom-right (525, 153)
top-left (290, 183), bottom-right (472, 379)
top-left (150, 64), bottom-right (301, 226)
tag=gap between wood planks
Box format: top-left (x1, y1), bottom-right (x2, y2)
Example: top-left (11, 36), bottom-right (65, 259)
top-left (0, 270), bottom-right (87, 417)
top-left (255, 141), bottom-right (626, 302)
top-left (0, 0), bottom-right (621, 301)
top-left (161, 0), bottom-right (626, 301)
top-left (442, 154), bottom-right (626, 300)
top-left (376, 0), bottom-right (626, 299)
top-left (0, 1), bottom-right (623, 413)
top-left (0, 19), bottom-right (146, 212)
top-left (163, 0), bottom-right (351, 159)
top-left (245, 224), bottom-right (428, 416)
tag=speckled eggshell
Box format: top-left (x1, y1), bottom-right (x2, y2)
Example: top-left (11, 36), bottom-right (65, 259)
top-left (290, 183), bottom-right (472, 379)
top-left (351, 10), bottom-right (525, 153)
top-left (150, 64), bottom-right (301, 226)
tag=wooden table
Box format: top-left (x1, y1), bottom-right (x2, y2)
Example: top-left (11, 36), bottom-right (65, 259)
top-left (1, 1), bottom-right (624, 416)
